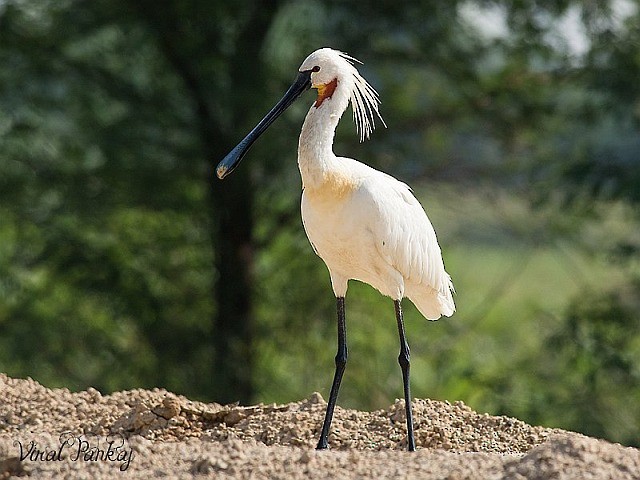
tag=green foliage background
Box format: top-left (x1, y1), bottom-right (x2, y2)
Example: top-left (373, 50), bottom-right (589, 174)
top-left (0, 0), bottom-right (639, 447)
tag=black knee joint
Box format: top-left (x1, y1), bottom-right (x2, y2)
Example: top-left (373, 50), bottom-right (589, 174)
top-left (335, 349), bottom-right (347, 368)
top-left (398, 350), bottom-right (410, 369)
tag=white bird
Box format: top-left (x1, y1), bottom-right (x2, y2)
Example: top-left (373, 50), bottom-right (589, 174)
top-left (217, 48), bottom-right (455, 452)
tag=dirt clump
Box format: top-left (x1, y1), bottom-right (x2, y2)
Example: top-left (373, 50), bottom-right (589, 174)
top-left (1, 373), bottom-right (638, 479)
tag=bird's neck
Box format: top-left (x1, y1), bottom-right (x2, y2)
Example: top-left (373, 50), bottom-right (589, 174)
top-left (297, 92), bottom-right (349, 190)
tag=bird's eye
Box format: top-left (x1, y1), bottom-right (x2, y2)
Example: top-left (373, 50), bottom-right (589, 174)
top-left (312, 65), bottom-right (321, 73)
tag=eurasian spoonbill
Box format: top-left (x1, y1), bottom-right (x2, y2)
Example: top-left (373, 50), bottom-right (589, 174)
top-left (216, 48), bottom-right (455, 451)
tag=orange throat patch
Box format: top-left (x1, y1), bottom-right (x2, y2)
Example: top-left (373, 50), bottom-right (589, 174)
top-left (314, 78), bottom-right (338, 108)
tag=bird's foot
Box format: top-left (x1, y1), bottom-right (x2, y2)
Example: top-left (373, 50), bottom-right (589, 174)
top-left (407, 436), bottom-right (416, 452)
top-left (316, 438), bottom-right (329, 450)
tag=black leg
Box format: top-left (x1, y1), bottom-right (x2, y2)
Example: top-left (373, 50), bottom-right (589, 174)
top-left (395, 300), bottom-right (416, 451)
top-left (316, 296), bottom-right (347, 450)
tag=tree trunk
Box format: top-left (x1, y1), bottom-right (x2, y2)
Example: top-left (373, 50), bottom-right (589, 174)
top-left (129, 0), bottom-right (278, 404)
top-left (205, 2), bottom-right (278, 405)
top-left (209, 163), bottom-right (254, 403)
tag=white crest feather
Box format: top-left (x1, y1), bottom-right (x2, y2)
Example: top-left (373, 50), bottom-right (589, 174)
top-left (338, 52), bottom-right (387, 142)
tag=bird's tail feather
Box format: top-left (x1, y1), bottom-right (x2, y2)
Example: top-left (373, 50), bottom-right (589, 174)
top-left (408, 278), bottom-right (455, 321)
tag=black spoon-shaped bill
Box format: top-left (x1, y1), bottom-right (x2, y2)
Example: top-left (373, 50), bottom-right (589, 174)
top-left (216, 70), bottom-right (313, 180)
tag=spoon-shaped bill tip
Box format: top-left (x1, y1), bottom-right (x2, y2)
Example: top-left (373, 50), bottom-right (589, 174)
top-left (216, 164), bottom-right (228, 179)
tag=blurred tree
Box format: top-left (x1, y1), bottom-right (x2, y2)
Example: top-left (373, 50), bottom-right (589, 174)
top-left (0, 0), bottom-right (289, 401)
top-left (548, 286), bottom-right (640, 446)
top-left (125, 0), bottom-right (281, 403)
top-left (0, 0), bottom-right (216, 395)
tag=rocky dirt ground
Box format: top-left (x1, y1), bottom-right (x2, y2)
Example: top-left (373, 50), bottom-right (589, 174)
top-left (0, 374), bottom-right (638, 479)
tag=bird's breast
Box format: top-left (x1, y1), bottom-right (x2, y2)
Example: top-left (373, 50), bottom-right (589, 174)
top-left (300, 167), bottom-right (360, 201)
top-left (301, 181), bottom-right (401, 298)
top-left (301, 177), bottom-right (357, 247)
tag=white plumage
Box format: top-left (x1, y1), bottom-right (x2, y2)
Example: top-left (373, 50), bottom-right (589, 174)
top-left (216, 47), bottom-right (455, 451)
top-left (297, 48), bottom-right (455, 320)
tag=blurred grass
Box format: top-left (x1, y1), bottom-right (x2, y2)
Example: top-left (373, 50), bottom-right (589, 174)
top-left (253, 181), bottom-right (630, 416)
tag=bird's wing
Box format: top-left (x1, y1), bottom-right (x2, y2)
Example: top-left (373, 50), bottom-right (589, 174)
top-left (360, 174), bottom-right (452, 299)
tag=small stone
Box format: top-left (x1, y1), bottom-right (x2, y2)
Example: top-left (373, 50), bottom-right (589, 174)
top-left (299, 451), bottom-right (313, 464)
top-left (224, 409), bottom-right (246, 426)
top-left (0, 457), bottom-right (27, 477)
top-left (153, 397), bottom-right (181, 420)
top-left (190, 458), bottom-right (213, 474)
top-left (308, 392), bottom-right (325, 404)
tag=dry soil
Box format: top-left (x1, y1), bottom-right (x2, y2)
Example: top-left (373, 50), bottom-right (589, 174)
top-left (0, 373), bottom-right (638, 479)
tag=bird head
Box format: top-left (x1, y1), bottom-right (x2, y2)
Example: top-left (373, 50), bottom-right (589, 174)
top-left (300, 48), bottom-right (386, 142)
top-left (216, 48), bottom-right (385, 180)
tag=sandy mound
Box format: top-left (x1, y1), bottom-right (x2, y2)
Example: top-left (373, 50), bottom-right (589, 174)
top-left (0, 374), bottom-right (638, 479)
